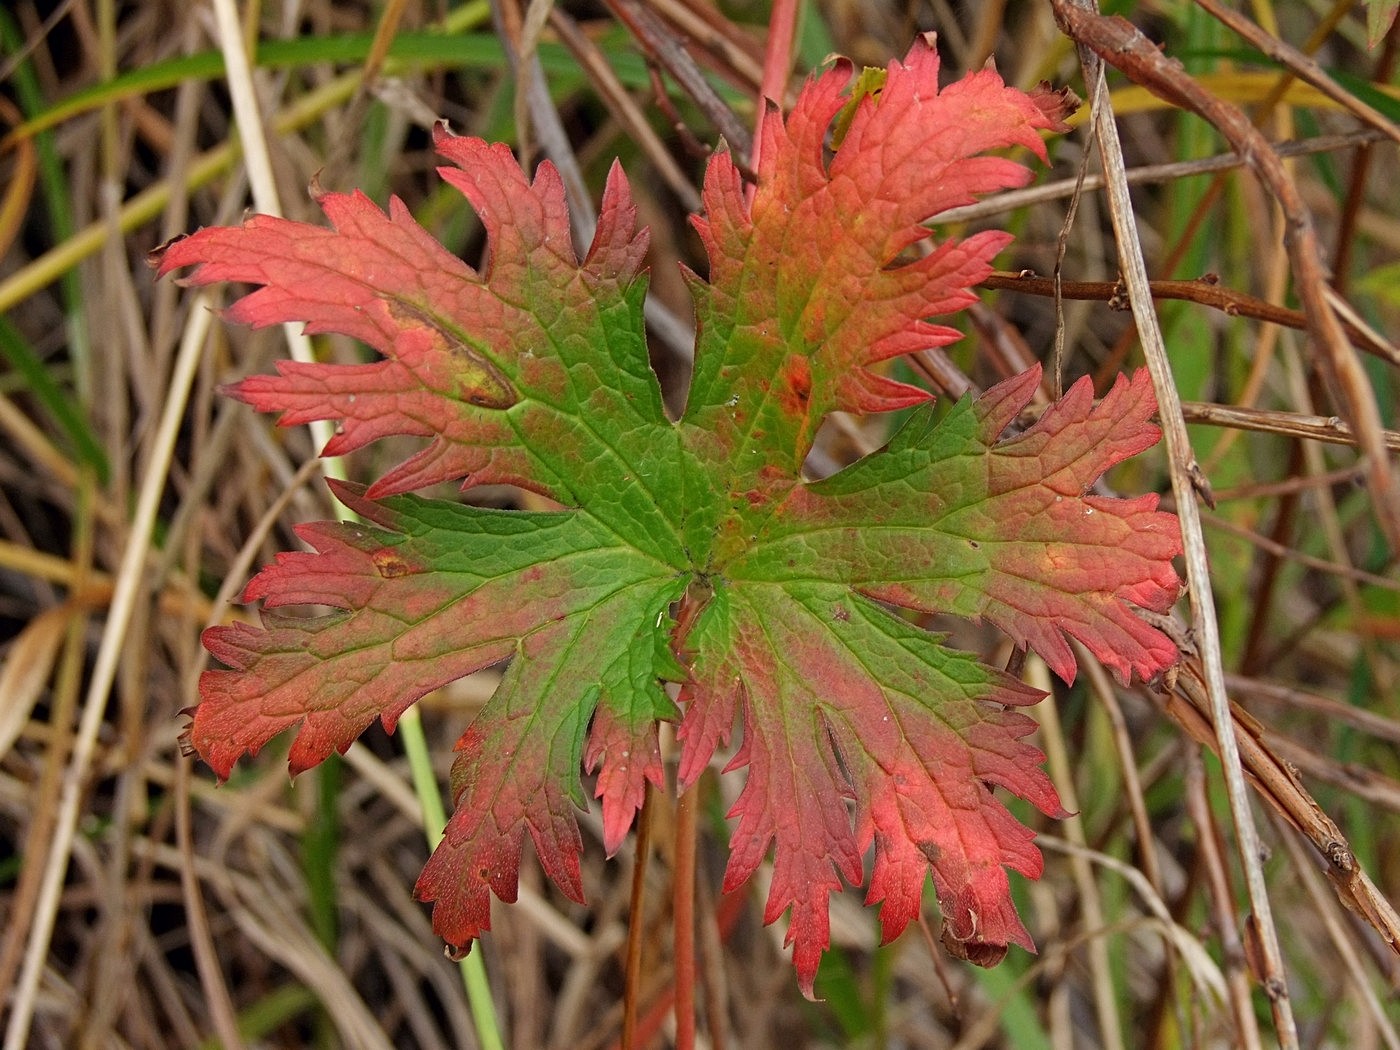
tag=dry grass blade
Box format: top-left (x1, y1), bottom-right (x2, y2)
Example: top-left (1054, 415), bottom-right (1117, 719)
top-left (0, 605), bottom-right (67, 761)
top-left (3, 300), bottom-right (212, 1050)
top-left (1026, 659), bottom-right (1124, 1050)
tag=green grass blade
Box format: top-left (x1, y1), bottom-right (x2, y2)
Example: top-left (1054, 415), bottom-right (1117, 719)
top-left (400, 705), bottom-right (505, 1050)
top-left (5, 32), bottom-right (653, 147)
top-left (0, 316), bottom-right (109, 482)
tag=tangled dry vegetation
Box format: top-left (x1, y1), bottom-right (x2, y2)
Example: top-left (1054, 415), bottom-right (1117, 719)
top-left (1, 1), bottom-right (1398, 1047)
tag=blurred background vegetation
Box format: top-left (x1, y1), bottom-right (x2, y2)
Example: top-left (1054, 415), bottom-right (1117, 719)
top-left (1, 1), bottom-right (1397, 1047)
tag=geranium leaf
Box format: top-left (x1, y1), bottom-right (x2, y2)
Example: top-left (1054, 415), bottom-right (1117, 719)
top-left (161, 33), bottom-right (1178, 996)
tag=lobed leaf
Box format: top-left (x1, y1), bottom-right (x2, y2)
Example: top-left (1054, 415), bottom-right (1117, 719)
top-left (157, 129), bottom-right (686, 559)
top-left (740, 367), bottom-right (1183, 683)
top-left (683, 35), bottom-right (1073, 480)
top-left (162, 34), bottom-right (1179, 997)
top-left (415, 579), bottom-right (683, 948)
top-left (190, 481), bottom-right (679, 780)
top-left (677, 582), bottom-right (1064, 995)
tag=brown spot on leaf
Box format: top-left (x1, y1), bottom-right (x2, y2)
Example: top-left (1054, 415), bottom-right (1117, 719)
top-left (941, 929), bottom-right (1008, 968)
top-left (386, 299), bottom-right (517, 408)
top-left (373, 549), bottom-right (414, 578)
top-left (1029, 81), bottom-right (1081, 129)
top-left (779, 355), bottom-right (812, 417)
top-left (146, 233), bottom-right (187, 270)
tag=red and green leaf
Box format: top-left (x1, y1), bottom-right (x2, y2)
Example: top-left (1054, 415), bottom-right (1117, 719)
top-left (160, 33), bottom-right (1179, 996)
top-left (683, 42), bottom-right (1072, 478)
top-left (741, 367), bottom-right (1181, 684)
top-left (191, 480), bottom-right (681, 782)
top-left (677, 582), bottom-right (1064, 994)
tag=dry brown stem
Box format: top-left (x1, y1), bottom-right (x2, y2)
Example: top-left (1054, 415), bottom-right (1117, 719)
top-left (1162, 658), bottom-right (1400, 959)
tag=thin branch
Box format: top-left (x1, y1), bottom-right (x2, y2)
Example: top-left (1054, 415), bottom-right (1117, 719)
top-left (937, 129), bottom-right (1388, 224)
top-left (1195, 509), bottom-right (1400, 590)
top-left (1274, 821), bottom-right (1400, 1050)
top-left (621, 792), bottom-right (653, 1050)
top-left (549, 8), bottom-right (702, 212)
top-left (1164, 658), bottom-right (1400, 958)
top-left (984, 270), bottom-right (1400, 366)
top-left (1180, 400), bottom-right (1400, 451)
top-left (673, 781), bottom-right (699, 1050)
top-left (602, 0), bottom-right (752, 164)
